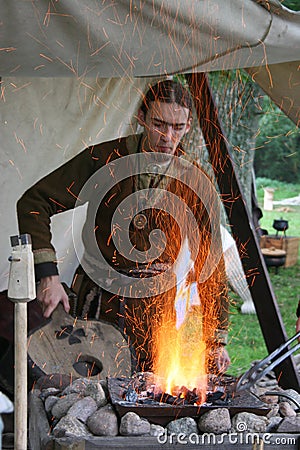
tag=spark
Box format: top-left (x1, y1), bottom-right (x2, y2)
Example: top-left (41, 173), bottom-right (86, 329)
top-left (39, 53), bottom-right (53, 62)
top-left (9, 65), bottom-right (21, 74)
top-left (107, 223), bottom-right (122, 246)
top-left (0, 83), bottom-right (5, 102)
top-left (105, 192), bottom-right (117, 207)
top-left (90, 41), bottom-right (111, 57)
top-left (34, 65), bottom-right (46, 71)
top-left (66, 181), bottom-right (81, 201)
top-left (11, 82), bottom-right (32, 92)
top-left (0, 47), bottom-right (16, 53)
top-left (49, 197), bottom-right (67, 210)
top-left (8, 159), bottom-right (22, 180)
top-left (14, 133), bottom-right (27, 153)
top-left (75, 352), bottom-right (82, 363)
top-left (258, 39), bottom-right (273, 88)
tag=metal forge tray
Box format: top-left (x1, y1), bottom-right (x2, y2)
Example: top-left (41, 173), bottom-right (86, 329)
top-left (108, 376), bottom-right (271, 426)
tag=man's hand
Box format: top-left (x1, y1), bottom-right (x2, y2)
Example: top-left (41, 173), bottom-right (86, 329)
top-left (214, 345), bottom-right (231, 373)
top-left (37, 275), bottom-right (70, 318)
top-left (208, 344), bottom-right (231, 374)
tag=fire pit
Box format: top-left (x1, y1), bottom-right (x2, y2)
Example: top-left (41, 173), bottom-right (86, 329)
top-left (107, 374), bottom-right (270, 426)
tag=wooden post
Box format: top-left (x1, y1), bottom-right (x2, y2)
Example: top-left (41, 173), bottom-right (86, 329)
top-left (8, 234), bottom-right (36, 450)
top-left (186, 73), bottom-right (300, 390)
top-left (14, 302), bottom-right (28, 448)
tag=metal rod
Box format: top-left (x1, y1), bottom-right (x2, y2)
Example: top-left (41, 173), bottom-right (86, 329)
top-left (236, 331), bottom-right (300, 391)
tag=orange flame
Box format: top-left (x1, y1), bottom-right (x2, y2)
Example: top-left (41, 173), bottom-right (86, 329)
top-left (152, 283), bottom-right (207, 404)
top-left (122, 164), bottom-right (227, 401)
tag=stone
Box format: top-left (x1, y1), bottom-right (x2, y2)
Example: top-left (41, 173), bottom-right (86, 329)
top-left (67, 396), bottom-right (98, 423)
top-left (277, 416), bottom-right (300, 433)
top-left (198, 408), bottom-right (231, 434)
top-left (259, 393), bottom-right (279, 404)
top-left (84, 381), bottom-right (107, 407)
top-left (62, 378), bottom-right (107, 407)
top-left (266, 404), bottom-right (279, 418)
top-left (62, 378), bottom-right (90, 395)
top-left (119, 412), bottom-right (151, 436)
top-left (231, 412), bottom-right (268, 433)
top-left (166, 417), bottom-right (198, 436)
top-left (51, 393), bottom-right (81, 420)
top-left (53, 414), bottom-right (92, 438)
top-left (256, 378), bottom-right (278, 388)
top-left (266, 416), bottom-right (282, 433)
top-left (279, 401), bottom-right (297, 418)
top-left (87, 404), bottom-right (119, 436)
top-left (39, 387), bottom-right (61, 401)
top-left (150, 424), bottom-right (165, 437)
top-left (44, 395), bottom-right (58, 414)
top-left (100, 379), bottom-right (109, 397)
top-left (278, 389), bottom-right (300, 411)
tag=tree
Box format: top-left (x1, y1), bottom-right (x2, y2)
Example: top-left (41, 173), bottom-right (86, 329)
top-left (254, 100), bottom-right (300, 183)
top-left (282, 0), bottom-right (300, 11)
top-left (208, 70), bottom-right (262, 210)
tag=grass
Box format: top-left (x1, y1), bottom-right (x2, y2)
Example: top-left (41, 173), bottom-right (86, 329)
top-left (256, 177), bottom-right (300, 238)
top-left (226, 179), bottom-right (300, 376)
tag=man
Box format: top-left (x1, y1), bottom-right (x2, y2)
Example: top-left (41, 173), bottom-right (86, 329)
top-left (17, 79), bottom-right (230, 372)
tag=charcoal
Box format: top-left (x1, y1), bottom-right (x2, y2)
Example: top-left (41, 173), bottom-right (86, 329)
top-left (138, 398), bottom-right (159, 405)
top-left (124, 387), bottom-right (138, 403)
top-left (172, 397), bottom-right (188, 406)
top-left (184, 389), bottom-right (199, 404)
top-left (206, 390), bottom-right (230, 406)
top-left (153, 393), bottom-right (177, 404)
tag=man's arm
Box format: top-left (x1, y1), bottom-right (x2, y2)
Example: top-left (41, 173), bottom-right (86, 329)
top-left (17, 144), bottom-right (105, 316)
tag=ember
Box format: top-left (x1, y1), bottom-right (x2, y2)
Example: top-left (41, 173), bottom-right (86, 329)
top-left (108, 374), bottom-right (271, 426)
top-left (123, 384), bottom-right (201, 406)
top-left (121, 372), bottom-right (232, 408)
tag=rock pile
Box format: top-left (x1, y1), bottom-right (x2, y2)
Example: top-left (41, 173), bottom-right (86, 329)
top-left (36, 358), bottom-right (300, 441)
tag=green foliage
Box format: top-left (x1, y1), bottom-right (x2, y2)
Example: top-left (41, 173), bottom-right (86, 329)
top-left (254, 98), bottom-right (300, 183)
top-left (281, 0), bottom-right (300, 11)
top-left (256, 178), bottom-right (300, 204)
top-left (228, 264), bottom-right (300, 376)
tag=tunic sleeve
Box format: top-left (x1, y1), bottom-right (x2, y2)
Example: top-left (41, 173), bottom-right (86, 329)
top-left (17, 143), bottom-right (111, 267)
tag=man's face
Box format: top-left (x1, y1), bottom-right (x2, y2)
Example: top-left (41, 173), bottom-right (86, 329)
top-left (138, 101), bottom-right (191, 155)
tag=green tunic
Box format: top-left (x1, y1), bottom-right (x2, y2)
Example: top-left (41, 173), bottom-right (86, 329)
top-left (17, 134), bottom-right (229, 354)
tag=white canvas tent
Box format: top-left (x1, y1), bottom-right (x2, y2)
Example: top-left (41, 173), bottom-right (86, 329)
top-left (0, 0), bottom-right (299, 292)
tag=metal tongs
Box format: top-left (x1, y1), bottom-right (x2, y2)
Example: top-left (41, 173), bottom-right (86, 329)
top-left (235, 331), bottom-right (300, 392)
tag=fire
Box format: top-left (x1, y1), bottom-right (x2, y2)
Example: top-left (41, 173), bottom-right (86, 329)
top-left (123, 160), bottom-right (227, 404)
top-left (152, 281), bottom-right (208, 404)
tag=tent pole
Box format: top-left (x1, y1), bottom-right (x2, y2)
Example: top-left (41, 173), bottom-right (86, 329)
top-left (186, 72), bottom-right (299, 391)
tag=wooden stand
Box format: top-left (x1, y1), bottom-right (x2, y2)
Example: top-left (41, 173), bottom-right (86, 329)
top-left (260, 235), bottom-right (300, 267)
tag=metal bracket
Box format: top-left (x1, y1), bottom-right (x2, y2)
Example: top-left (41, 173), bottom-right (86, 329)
top-left (8, 233), bottom-right (36, 302)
